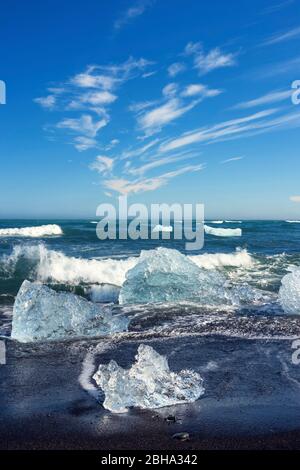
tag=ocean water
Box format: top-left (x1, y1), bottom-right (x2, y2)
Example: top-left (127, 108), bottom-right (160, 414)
top-left (2, 219), bottom-right (300, 439)
top-left (1, 219), bottom-right (300, 338)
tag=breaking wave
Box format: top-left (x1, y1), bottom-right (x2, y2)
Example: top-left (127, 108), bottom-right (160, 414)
top-left (0, 244), bottom-right (254, 288)
top-left (0, 224), bottom-right (63, 238)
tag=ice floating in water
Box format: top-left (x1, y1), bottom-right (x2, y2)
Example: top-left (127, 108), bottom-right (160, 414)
top-left (11, 280), bottom-right (129, 342)
top-left (119, 247), bottom-right (232, 305)
top-left (152, 224), bottom-right (173, 232)
top-left (93, 344), bottom-right (204, 413)
top-left (279, 267), bottom-right (300, 315)
top-left (204, 225), bottom-right (242, 237)
top-left (209, 220), bottom-right (224, 224)
top-left (225, 220), bottom-right (242, 223)
top-left (0, 224), bottom-right (63, 237)
top-left (286, 220), bottom-right (300, 224)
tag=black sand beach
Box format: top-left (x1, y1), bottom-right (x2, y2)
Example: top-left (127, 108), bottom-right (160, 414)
top-left (2, 333), bottom-right (300, 450)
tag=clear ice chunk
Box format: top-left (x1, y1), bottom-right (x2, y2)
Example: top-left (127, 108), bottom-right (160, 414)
top-left (93, 344), bottom-right (204, 413)
top-left (11, 280), bottom-right (129, 342)
top-left (279, 267), bottom-right (300, 315)
top-left (119, 247), bottom-right (231, 305)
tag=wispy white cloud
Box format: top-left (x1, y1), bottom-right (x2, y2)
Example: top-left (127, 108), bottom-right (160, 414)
top-left (260, 0), bottom-right (294, 15)
top-left (114, 0), bottom-right (155, 30)
top-left (80, 91), bottom-right (117, 105)
top-left (168, 62), bottom-right (186, 77)
top-left (256, 55), bottom-right (300, 78)
top-left (261, 26), bottom-right (300, 46)
top-left (127, 151), bottom-right (198, 176)
top-left (57, 114), bottom-right (108, 138)
top-left (104, 138), bottom-right (120, 151)
top-left (142, 71), bottom-right (157, 78)
top-left (104, 163), bottom-right (204, 195)
top-left (90, 156), bottom-right (114, 175)
top-left (232, 89), bottom-right (292, 109)
top-left (162, 83), bottom-right (179, 97)
top-left (36, 56), bottom-right (153, 151)
top-left (222, 156), bottom-right (244, 164)
top-left (159, 109), bottom-right (278, 152)
top-left (138, 98), bottom-right (199, 134)
top-left (74, 136), bottom-right (98, 151)
top-left (181, 83), bottom-right (222, 98)
top-left (121, 139), bottom-right (160, 159)
top-left (185, 42), bottom-right (236, 75)
top-left (135, 81), bottom-right (221, 135)
top-left (34, 95), bottom-right (56, 109)
top-left (290, 195), bottom-right (300, 202)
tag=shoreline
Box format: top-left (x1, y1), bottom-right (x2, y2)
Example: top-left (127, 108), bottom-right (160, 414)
top-left (2, 334), bottom-right (300, 451)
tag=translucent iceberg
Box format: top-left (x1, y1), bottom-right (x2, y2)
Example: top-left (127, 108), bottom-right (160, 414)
top-left (152, 224), bottom-right (173, 232)
top-left (11, 280), bottom-right (129, 342)
top-left (119, 247), bottom-right (231, 305)
top-left (93, 344), bottom-right (204, 413)
top-left (204, 225), bottom-right (242, 237)
top-left (279, 267), bottom-right (300, 315)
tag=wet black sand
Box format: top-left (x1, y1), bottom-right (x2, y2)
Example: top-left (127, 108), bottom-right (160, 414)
top-left (1, 334), bottom-right (300, 450)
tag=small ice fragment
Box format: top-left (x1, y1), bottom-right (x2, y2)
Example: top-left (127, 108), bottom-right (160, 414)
top-left (93, 344), bottom-right (204, 413)
top-left (152, 224), bottom-right (173, 232)
top-left (11, 280), bottom-right (129, 342)
top-left (279, 267), bottom-right (300, 315)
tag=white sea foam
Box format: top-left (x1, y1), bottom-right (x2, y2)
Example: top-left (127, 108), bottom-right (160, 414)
top-left (0, 224), bottom-right (63, 237)
top-left (3, 244), bottom-right (137, 286)
top-left (191, 249), bottom-right (253, 269)
top-left (204, 225), bottom-right (242, 237)
top-left (2, 244), bottom-right (254, 288)
top-left (286, 220), bottom-right (300, 224)
top-left (79, 352), bottom-right (100, 400)
top-left (152, 224), bottom-right (173, 232)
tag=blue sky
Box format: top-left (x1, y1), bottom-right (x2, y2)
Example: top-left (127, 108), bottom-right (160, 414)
top-left (1, 0), bottom-right (300, 218)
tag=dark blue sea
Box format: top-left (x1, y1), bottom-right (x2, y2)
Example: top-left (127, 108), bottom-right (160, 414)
top-left (2, 219), bottom-right (300, 445)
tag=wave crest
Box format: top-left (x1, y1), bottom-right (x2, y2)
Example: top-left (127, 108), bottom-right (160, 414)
top-left (0, 224), bottom-right (63, 238)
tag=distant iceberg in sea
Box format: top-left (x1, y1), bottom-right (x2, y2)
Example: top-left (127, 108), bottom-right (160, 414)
top-left (0, 224), bottom-right (63, 237)
top-left (225, 220), bottom-right (242, 223)
top-left (152, 224), bottom-right (173, 232)
top-left (204, 225), bottom-right (242, 237)
top-left (93, 344), bottom-right (204, 413)
top-left (11, 280), bottom-right (129, 342)
top-left (286, 220), bottom-right (300, 224)
top-left (279, 267), bottom-right (300, 315)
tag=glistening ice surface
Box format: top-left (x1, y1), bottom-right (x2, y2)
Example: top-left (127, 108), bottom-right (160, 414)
top-left (93, 344), bottom-right (204, 413)
top-left (279, 267), bottom-right (300, 315)
top-left (11, 280), bottom-right (129, 342)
